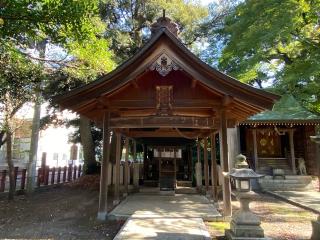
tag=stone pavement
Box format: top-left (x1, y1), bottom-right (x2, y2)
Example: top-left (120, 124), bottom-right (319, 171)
top-left (268, 190), bottom-right (320, 214)
top-left (111, 193), bottom-right (220, 239)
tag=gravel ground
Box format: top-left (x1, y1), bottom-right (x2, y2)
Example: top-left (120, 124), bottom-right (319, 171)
top-left (206, 193), bottom-right (318, 240)
top-left (0, 184), bottom-right (123, 240)
top-left (0, 177), bottom-right (317, 240)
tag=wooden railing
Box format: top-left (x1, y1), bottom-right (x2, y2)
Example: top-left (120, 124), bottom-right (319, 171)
top-left (0, 164), bottom-right (82, 193)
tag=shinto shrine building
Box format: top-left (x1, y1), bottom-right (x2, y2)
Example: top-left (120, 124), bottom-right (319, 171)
top-left (54, 16), bottom-right (279, 219)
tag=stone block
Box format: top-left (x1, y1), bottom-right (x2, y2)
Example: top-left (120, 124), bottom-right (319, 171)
top-left (311, 217), bottom-right (320, 240)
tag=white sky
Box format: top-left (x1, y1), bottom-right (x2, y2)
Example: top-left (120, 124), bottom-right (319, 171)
top-left (200, 0), bottom-right (217, 6)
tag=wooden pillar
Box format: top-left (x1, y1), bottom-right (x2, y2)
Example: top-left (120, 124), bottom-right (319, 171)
top-left (220, 109), bottom-right (232, 216)
top-left (143, 144), bottom-right (148, 180)
top-left (114, 132), bottom-right (121, 205)
top-left (252, 129), bottom-right (258, 170)
top-left (174, 149), bottom-right (177, 188)
top-left (97, 111), bottom-right (111, 220)
top-left (124, 137), bottom-right (129, 196)
top-left (197, 141), bottom-right (201, 163)
top-left (133, 141), bottom-right (137, 162)
top-left (211, 133), bottom-right (218, 202)
top-left (196, 140), bottom-right (203, 188)
top-left (189, 146), bottom-right (193, 181)
top-left (289, 129), bottom-right (296, 174)
top-left (204, 137), bottom-right (209, 191)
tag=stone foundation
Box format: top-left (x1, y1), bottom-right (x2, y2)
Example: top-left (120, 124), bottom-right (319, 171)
top-left (258, 175), bottom-right (313, 191)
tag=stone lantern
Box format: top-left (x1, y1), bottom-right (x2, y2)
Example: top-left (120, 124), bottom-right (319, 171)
top-left (310, 135), bottom-right (320, 240)
top-left (225, 167), bottom-right (270, 240)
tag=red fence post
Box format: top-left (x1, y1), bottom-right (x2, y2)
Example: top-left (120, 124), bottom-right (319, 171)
top-left (57, 167), bottom-right (61, 183)
top-left (44, 166), bottom-right (49, 185)
top-left (14, 167), bottom-right (18, 189)
top-left (67, 164), bottom-right (72, 182)
top-left (0, 170), bottom-right (6, 192)
top-left (20, 169), bottom-right (26, 190)
top-left (51, 167), bottom-right (55, 185)
top-left (78, 165), bottom-right (81, 178)
top-left (37, 168), bottom-right (41, 187)
top-left (73, 165), bottom-right (77, 180)
top-left (63, 166), bottom-right (67, 182)
top-left (41, 152), bottom-right (47, 183)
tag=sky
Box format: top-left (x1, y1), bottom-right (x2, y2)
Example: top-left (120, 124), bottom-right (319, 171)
top-left (200, 0), bottom-right (217, 6)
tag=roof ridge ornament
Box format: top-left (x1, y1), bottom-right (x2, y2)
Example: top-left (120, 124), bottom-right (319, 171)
top-left (150, 10), bottom-right (179, 37)
top-left (150, 53), bottom-right (180, 77)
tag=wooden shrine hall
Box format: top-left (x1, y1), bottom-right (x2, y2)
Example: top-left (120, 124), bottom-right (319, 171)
top-left (54, 15), bottom-right (279, 219)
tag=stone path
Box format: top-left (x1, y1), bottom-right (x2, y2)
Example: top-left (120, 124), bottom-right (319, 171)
top-left (268, 190), bottom-right (320, 214)
top-left (111, 193), bottom-right (220, 239)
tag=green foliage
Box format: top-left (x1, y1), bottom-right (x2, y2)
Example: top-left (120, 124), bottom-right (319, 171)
top-left (100, 0), bottom-right (208, 62)
top-left (65, 38), bottom-right (116, 79)
top-left (1, 0), bottom-right (115, 79)
top-left (0, 0), bottom-right (101, 44)
top-left (209, 0), bottom-right (320, 113)
top-left (0, 42), bottom-right (43, 130)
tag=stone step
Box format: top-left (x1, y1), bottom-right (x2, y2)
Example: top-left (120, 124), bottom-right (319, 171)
top-left (175, 187), bottom-right (198, 194)
top-left (258, 176), bottom-right (313, 191)
top-left (176, 180), bottom-right (192, 187)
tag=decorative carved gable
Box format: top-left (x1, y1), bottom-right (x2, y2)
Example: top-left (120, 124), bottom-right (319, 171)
top-left (150, 53), bottom-right (179, 77)
top-left (156, 85), bottom-right (173, 116)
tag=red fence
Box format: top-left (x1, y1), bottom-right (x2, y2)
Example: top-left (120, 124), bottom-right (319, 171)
top-left (0, 164), bottom-right (82, 193)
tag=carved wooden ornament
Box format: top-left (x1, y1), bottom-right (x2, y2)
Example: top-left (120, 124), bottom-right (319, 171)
top-left (150, 53), bottom-right (179, 77)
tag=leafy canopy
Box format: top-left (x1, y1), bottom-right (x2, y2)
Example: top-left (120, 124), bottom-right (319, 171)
top-left (0, 43), bottom-right (43, 130)
top-left (211, 0), bottom-right (320, 112)
top-left (100, 0), bottom-right (208, 62)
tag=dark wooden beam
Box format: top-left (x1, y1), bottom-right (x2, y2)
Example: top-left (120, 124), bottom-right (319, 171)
top-left (191, 79), bottom-right (197, 88)
top-left (109, 116), bottom-right (216, 129)
top-left (120, 128), bottom-right (213, 138)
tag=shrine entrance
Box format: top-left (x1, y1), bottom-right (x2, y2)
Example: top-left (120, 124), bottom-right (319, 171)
top-left (142, 144), bottom-right (191, 191)
top-left (53, 15), bottom-right (278, 219)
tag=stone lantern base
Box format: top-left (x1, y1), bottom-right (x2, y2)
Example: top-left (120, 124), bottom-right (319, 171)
top-left (311, 215), bottom-right (320, 240)
top-left (225, 192), bottom-right (271, 240)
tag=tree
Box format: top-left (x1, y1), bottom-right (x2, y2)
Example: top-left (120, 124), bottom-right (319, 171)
top-left (100, 0), bottom-right (208, 62)
top-left (43, 0), bottom-right (208, 173)
top-left (0, 44), bottom-right (43, 199)
top-left (208, 0), bottom-right (320, 112)
top-left (1, 0), bottom-right (115, 188)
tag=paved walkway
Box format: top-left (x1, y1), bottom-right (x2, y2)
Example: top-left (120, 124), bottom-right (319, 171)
top-left (111, 193), bottom-right (220, 239)
top-left (269, 190), bottom-right (320, 214)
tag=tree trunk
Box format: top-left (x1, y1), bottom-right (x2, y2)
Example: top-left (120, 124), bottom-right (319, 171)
top-left (26, 40), bottom-right (46, 192)
top-left (79, 115), bottom-right (97, 174)
top-left (26, 96), bottom-right (41, 193)
top-left (6, 131), bottom-right (15, 200)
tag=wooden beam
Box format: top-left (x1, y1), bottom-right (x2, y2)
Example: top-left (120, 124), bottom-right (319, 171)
top-left (131, 78), bottom-right (139, 89)
top-left (124, 137), bottom-right (129, 195)
top-left (114, 132), bottom-right (121, 205)
top-left (252, 129), bottom-right (258, 170)
top-left (97, 111), bottom-right (111, 220)
top-left (289, 129), bottom-right (296, 174)
top-left (204, 137), bottom-right (209, 191)
top-left (197, 141), bottom-right (201, 163)
top-left (210, 133), bottom-right (218, 202)
top-left (174, 99), bottom-right (222, 108)
top-left (118, 128), bottom-right (213, 138)
top-left (191, 79), bottom-right (197, 88)
top-left (222, 95), bottom-right (234, 107)
top-left (109, 116), bottom-right (216, 129)
top-left (107, 99), bottom-right (156, 109)
top-left (220, 109), bottom-right (232, 216)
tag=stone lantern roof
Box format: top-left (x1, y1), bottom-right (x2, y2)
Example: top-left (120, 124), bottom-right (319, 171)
top-left (229, 168), bottom-right (264, 179)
